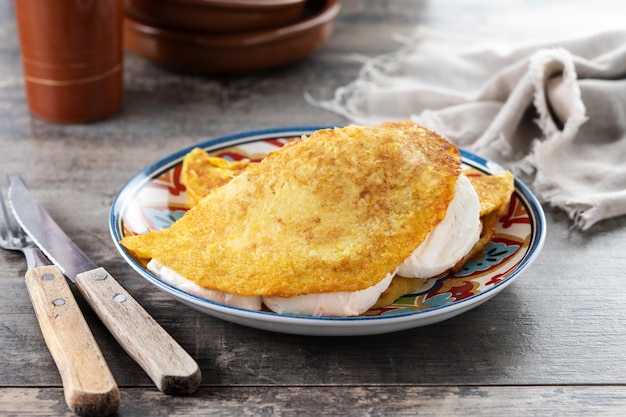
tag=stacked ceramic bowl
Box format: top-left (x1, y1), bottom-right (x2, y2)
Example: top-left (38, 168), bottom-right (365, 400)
top-left (124, 0), bottom-right (341, 74)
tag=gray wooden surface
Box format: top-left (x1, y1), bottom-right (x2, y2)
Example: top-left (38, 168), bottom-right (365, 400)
top-left (1, 1), bottom-right (626, 415)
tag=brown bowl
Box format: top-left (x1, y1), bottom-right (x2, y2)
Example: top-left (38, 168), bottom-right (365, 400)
top-left (125, 0), bottom-right (308, 32)
top-left (124, 0), bottom-right (340, 75)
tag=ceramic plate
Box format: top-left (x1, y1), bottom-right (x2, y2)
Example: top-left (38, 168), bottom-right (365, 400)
top-left (110, 126), bottom-right (546, 336)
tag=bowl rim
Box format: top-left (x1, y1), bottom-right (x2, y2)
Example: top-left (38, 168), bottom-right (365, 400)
top-left (125, 0), bottom-right (340, 47)
top-left (156, 0), bottom-right (307, 9)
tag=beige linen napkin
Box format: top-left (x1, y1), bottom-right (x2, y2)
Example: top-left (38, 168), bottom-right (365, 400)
top-left (314, 28), bottom-right (626, 230)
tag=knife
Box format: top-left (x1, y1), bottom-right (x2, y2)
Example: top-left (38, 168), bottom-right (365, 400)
top-left (8, 175), bottom-right (201, 395)
top-left (2, 189), bottom-right (119, 416)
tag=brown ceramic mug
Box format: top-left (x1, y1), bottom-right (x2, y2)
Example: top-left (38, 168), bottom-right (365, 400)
top-left (14, 0), bottom-right (123, 123)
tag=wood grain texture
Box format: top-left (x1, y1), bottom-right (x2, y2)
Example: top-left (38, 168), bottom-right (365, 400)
top-left (1, 386), bottom-right (625, 417)
top-left (75, 267), bottom-right (201, 395)
top-left (24, 265), bottom-right (119, 416)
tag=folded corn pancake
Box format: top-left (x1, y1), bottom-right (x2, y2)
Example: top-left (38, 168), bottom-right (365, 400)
top-left (178, 148), bottom-right (514, 302)
top-left (121, 121), bottom-right (461, 297)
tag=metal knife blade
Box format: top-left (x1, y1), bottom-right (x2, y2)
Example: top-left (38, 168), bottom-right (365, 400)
top-left (8, 175), bottom-right (201, 395)
top-left (8, 176), bottom-right (97, 280)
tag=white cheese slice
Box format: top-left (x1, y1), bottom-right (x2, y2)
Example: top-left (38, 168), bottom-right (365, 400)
top-left (262, 272), bottom-right (395, 317)
top-left (147, 259), bottom-right (263, 310)
top-left (397, 174), bottom-right (482, 278)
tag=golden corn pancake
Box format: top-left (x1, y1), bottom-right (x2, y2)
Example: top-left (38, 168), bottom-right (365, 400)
top-left (121, 121), bottom-right (462, 297)
top-left (468, 171), bottom-right (515, 217)
top-left (181, 147), bottom-right (251, 207)
top-left (181, 151), bottom-right (513, 218)
top-left (179, 152), bottom-right (514, 283)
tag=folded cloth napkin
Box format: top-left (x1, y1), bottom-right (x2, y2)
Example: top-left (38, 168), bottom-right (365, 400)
top-left (313, 28), bottom-right (626, 230)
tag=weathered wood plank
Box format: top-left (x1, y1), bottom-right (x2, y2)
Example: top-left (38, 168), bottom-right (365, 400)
top-left (1, 386), bottom-right (625, 417)
top-left (3, 262), bottom-right (626, 388)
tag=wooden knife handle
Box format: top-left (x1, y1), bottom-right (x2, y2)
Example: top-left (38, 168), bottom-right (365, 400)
top-left (25, 265), bottom-right (120, 417)
top-left (75, 267), bottom-right (201, 395)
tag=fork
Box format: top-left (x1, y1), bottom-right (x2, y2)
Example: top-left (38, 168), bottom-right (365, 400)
top-left (0, 187), bottom-right (120, 417)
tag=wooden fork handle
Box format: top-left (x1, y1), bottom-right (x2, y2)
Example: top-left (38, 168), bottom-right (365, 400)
top-left (25, 265), bottom-right (120, 417)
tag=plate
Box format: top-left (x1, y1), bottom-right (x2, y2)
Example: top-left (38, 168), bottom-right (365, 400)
top-left (110, 126), bottom-right (546, 336)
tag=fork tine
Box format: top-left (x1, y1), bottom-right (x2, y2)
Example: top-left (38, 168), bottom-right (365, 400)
top-left (0, 184), bottom-right (17, 242)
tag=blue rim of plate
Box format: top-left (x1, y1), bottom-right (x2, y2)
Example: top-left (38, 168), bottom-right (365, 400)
top-left (109, 126), bottom-right (546, 333)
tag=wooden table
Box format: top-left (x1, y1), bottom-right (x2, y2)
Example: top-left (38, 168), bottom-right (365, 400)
top-left (1, 1), bottom-right (625, 415)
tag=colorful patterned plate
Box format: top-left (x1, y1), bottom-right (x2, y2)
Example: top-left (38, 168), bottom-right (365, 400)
top-left (109, 127), bottom-right (546, 336)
